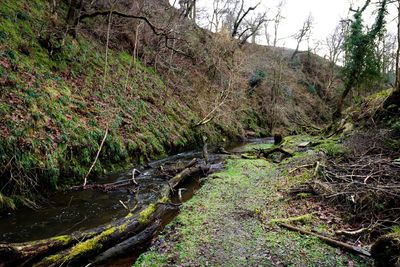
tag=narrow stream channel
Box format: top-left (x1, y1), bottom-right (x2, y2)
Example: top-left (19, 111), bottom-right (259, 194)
top-left (0, 137), bottom-right (274, 266)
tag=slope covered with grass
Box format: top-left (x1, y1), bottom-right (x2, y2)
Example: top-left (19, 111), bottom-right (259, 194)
top-left (0, 0), bottom-right (203, 209)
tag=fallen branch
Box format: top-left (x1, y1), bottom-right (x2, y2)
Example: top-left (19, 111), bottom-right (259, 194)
top-left (336, 228), bottom-right (368, 236)
top-left (70, 178), bottom-right (138, 192)
top-left (132, 168), bottom-right (139, 185)
top-left (83, 127), bottom-right (109, 187)
top-left (279, 223), bottom-right (371, 257)
top-left (289, 164), bottom-right (314, 174)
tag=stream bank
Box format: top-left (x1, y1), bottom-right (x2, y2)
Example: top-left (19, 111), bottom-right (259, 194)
top-left (0, 138), bottom-right (272, 266)
top-left (135, 136), bottom-right (373, 266)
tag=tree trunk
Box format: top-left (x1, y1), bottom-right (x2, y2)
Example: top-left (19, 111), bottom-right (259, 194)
top-left (395, 1), bottom-right (400, 91)
top-left (66, 0), bottom-right (83, 37)
top-left (333, 70), bottom-right (356, 120)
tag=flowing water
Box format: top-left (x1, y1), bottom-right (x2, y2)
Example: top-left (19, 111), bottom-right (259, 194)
top-left (0, 137), bottom-right (273, 265)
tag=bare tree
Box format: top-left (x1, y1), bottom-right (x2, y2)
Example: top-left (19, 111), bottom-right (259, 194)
top-left (395, 0), bottom-right (400, 91)
top-left (326, 20), bottom-right (347, 65)
top-left (179, 0), bottom-right (197, 21)
top-left (290, 14), bottom-right (313, 61)
top-left (208, 0), bottom-right (230, 32)
top-left (238, 11), bottom-right (268, 44)
top-left (271, 1), bottom-right (285, 47)
top-left (230, 0), bottom-right (260, 38)
top-left (324, 20), bottom-right (348, 90)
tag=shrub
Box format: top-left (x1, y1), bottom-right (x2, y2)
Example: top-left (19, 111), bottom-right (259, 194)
top-left (307, 84), bottom-right (317, 95)
top-left (392, 121), bottom-right (400, 134)
top-left (248, 69), bottom-right (266, 88)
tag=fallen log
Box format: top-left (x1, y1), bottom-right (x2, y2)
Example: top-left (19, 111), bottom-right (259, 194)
top-left (89, 221), bottom-right (161, 265)
top-left (169, 163), bottom-right (210, 189)
top-left (279, 223), bottom-right (371, 257)
top-left (0, 203), bottom-right (177, 267)
top-left (0, 157), bottom-right (207, 266)
top-left (34, 203), bottom-right (176, 267)
top-left (0, 219), bottom-right (115, 266)
top-left (255, 147), bottom-right (294, 159)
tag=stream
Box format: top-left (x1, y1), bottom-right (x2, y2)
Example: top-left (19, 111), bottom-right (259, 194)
top-left (0, 137), bottom-right (274, 266)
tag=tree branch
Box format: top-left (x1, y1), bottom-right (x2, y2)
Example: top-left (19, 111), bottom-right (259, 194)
top-left (79, 10), bottom-right (191, 57)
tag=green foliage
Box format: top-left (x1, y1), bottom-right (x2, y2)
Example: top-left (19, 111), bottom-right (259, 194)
top-left (391, 225), bottom-right (400, 234)
top-left (342, 0), bottom-right (387, 92)
top-left (317, 140), bottom-right (348, 157)
top-left (307, 84), bottom-right (317, 95)
top-left (248, 69), bottom-right (266, 88)
top-left (391, 121), bottom-right (400, 134)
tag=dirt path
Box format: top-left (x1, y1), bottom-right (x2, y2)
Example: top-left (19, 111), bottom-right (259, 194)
top-left (134, 137), bottom-right (372, 266)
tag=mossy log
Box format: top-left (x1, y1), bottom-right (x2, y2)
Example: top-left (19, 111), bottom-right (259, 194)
top-left (90, 221), bottom-right (161, 265)
top-left (255, 147), bottom-right (294, 159)
top-left (371, 233), bottom-right (400, 267)
top-left (169, 164), bottom-right (209, 189)
top-left (0, 203), bottom-right (177, 267)
top-left (0, 221), bottom-right (112, 265)
top-left (0, 159), bottom-right (206, 266)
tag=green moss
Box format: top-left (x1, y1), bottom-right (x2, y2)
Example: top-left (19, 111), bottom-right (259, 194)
top-left (58, 227), bottom-right (115, 263)
top-left (241, 143), bottom-right (274, 152)
top-left (391, 225), bottom-right (400, 234)
top-left (158, 196), bottom-right (170, 204)
top-left (316, 140), bottom-right (348, 157)
top-left (138, 204), bottom-right (156, 224)
top-left (297, 192), bottom-right (312, 198)
top-left (134, 251), bottom-right (168, 267)
top-left (50, 235), bottom-right (72, 245)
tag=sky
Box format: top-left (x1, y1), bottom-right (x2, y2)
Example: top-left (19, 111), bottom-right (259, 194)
top-left (265, 0), bottom-right (398, 50)
top-left (171, 0), bottom-right (398, 58)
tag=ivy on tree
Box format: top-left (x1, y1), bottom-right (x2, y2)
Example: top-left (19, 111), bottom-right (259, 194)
top-left (334, 0), bottom-right (387, 119)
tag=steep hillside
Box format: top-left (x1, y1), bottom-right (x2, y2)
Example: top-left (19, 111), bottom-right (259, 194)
top-left (0, 0), bottom-right (337, 210)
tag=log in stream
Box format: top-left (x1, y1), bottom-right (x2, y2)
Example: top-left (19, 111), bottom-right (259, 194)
top-left (0, 158), bottom-right (212, 266)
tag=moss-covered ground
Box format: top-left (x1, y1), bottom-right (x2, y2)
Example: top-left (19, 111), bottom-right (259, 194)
top-left (135, 136), bottom-right (372, 266)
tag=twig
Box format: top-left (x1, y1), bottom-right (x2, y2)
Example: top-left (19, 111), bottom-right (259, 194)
top-left (83, 127), bottom-right (109, 187)
top-left (119, 200), bottom-right (130, 211)
top-left (178, 188), bottom-right (186, 202)
top-left (336, 228), bottom-right (368, 236)
top-left (132, 169), bottom-right (139, 185)
top-left (289, 164), bottom-right (314, 174)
